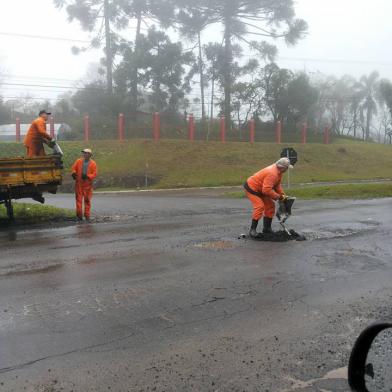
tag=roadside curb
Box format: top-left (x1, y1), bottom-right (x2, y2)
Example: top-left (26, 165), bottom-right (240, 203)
top-left (93, 179), bottom-right (392, 195)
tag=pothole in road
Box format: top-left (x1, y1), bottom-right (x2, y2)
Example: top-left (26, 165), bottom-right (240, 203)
top-left (302, 221), bottom-right (380, 241)
top-left (282, 367), bottom-right (347, 391)
top-left (304, 229), bottom-right (364, 240)
top-left (194, 240), bottom-right (236, 250)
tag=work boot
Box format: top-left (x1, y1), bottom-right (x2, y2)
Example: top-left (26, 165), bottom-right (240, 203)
top-left (249, 219), bottom-right (259, 238)
top-left (263, 217), bottom-right (273, 234)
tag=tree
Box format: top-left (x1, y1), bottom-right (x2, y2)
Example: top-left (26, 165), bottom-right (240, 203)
top-left (176, 7), bottom-right (211, 125)
top-left (349, 87), bottom-right (362, 139)
top-left (231, 59), bottom-right (260, 131)
top-left (379, 79), bottom-right (392, 117)
top-left (322, 75), bottom-right (356, 136)
top-left (378, 79), bottom-right (392, 143)
top-left (259, 63), bottom-right (293, 122)
top-left (0, 98), bottom-right (12, 123)
top-left (70, 80), bottom-right (123, 138)
top-left (375, 103), bottom-right (391, 143)
top-left (72, 81), bottom-right (117, 113)
top-left (190, 0), bottom-right (307, 125)
top-left (119, 0), bottom-right (175, 114)
top-left (286, 72), bottom-right (318, 125)
top-left (231, 64), bottom-right (262, 129)
top-left (203, 42), bottom-right (226, 120)
top-left (356, 71), bottom-right (380, 140)
top-left (254, 67), bottom-right (317, 128)
top-left (54, 0), bottom-right (130, 95)
top-left (115, 27), bottom-right (194, 113)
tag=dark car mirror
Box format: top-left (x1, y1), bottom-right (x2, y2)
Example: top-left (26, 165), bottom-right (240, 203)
top-left (348, 323), bottom-right (392, 391)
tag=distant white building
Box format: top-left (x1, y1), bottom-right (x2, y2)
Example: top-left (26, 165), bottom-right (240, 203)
top-left (0, 123), bottom-right (72, 141)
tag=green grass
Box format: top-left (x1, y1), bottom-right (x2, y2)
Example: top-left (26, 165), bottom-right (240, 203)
top-left (226, 182), bottom-right (392, 200)
top-left (291, 183), bottom-right (392, 199)
top-left (1, 139), bottom-right (392, 189)
top-left (0, 203), bottom-right (74, 223)
top-left (95, 186), bottom-right (134, 192)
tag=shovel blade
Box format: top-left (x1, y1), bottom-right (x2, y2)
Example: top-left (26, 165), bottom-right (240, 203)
top-left (276, 197), bottom-right (296, 221)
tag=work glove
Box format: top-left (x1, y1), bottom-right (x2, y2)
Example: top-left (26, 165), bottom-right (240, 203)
top-left (82, 174), bottom-right (88, 180)
top-left (47, 139), bottom-right (56, 148)
top-left (71, 173), bottom-right (77, 180)
top-left (279, 193), bottom-right (288, 201)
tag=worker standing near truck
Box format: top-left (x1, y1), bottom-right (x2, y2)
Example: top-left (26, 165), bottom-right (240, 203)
top-left (71, 149), bottom-right (98, 221)
top-left (24, 110), bottom-right (55, 157)
top-left (244, 157), bottom-right (292, 238)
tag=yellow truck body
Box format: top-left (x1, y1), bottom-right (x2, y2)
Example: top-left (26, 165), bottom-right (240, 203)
top-left (0, 155), bottom-right (63, 219)
top-left (0, 156), bottom-right (62, 187)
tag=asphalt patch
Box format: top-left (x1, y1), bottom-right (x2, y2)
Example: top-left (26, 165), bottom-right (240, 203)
top-left (240, 230), bottom-right (306, 242)
top-left (194, 240), bottom-right (236, 249)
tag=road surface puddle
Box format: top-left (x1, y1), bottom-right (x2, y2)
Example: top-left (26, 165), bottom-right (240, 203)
top-left (304, 229), bottom-right (361, 240)
top-left (303, 221), bottom-right (378, 240)
top-left (194, 240), bottom-right (236, 250)
top-left (282, 367), bottom-right (347, 391)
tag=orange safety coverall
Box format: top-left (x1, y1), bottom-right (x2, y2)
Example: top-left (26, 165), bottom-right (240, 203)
top-left (71, 158), bottom-right (98, 218)
top-left (24, 117), bottom-right (52, 157)
top-left (245, 164), bottom-right (284, 220)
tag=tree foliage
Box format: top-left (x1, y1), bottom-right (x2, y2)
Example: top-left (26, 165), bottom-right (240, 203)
top-left (0, 2), bottom-right (373, 142)
top-left (185, 0), bottom-right (307, 123)
top-left (356, 71), bottom-right (380, 140)
top-left (115, 27), bottom-right (194, 113)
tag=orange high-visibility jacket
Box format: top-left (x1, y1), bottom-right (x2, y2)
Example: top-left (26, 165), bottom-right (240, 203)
top-left (24, 117), bottom-right (52, 148)
top-left (246, 164), bottom-right (284, 200)
top-left (71, 158), bottom-right (98, 183)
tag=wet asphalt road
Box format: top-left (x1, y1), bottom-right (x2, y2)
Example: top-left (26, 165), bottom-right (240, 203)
top-left (1, 192), bottom-right (392, 392)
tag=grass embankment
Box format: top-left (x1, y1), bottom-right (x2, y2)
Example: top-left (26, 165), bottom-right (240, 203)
top-left (0, 203), bottom-right (74, 224)
top-left (226, 182), bottom-right (392, 200)
top-left (0, 139), bottom-right (391, 189)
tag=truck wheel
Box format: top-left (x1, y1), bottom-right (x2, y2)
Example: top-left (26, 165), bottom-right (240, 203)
top-left (5, 200), bottom-right (14, 220)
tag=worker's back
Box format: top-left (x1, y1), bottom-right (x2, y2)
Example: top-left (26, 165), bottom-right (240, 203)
top-left (24, 117), bottom-right (47, 146)
top-left (247, 164), bottom-right (282, 193)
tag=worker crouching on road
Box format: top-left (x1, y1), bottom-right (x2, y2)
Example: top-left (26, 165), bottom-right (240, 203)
top-left (244, 157), bottom-right (293, 238)
top-left (71, 149), bottom-right (98, 221)
top-left (24, 110), bottom-right (55, 157)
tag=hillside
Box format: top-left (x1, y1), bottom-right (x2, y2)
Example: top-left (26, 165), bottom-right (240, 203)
top-left (0, 139), bottom-right (391, 190)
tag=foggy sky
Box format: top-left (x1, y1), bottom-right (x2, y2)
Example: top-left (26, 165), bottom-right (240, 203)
top-left (1, 0), bottom-right (392, 101)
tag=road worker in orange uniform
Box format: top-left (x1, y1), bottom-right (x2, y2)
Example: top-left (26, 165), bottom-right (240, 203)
top-left (71, 149), bottom-right (98, 221)
top-left (244, 157), bottom-right (293, 238)
top-left (24, 110), bottom-right (55, 157)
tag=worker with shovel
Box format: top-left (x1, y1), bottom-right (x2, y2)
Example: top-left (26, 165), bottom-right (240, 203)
top-left (244, 157), bottom-right (292, 238)
top-left (24, 110), bottom-right (55, 157)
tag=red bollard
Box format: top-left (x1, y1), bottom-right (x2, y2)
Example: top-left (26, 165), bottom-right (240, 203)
top-left (15, 117), bottom-right (21, 142)
top-left (49, 116), bottom-right (55, 139)
top-left (84, 114), bottom-right (90, 143)
top-left (118, 113), bottom-right (125, 143)
top-left (301, 123), bottom-right (307, 144)
top-left (153, 112), bottom-right (160, 141)
top-left (324, 126), bottom-right (330, 144)
top-left (249, 119), bottom-right (255, 144)
top-left (276, 120), bottom-right (282, 144)
top-left (188, 114), bottom-right (195, 141)
top-left (220, 116), bottom-right (226, 143)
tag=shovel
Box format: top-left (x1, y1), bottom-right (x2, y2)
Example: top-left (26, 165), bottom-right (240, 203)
top-left (276, 197), bottom-right (296, 236)
top-left (52, 141), bottom-right (64, 156)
